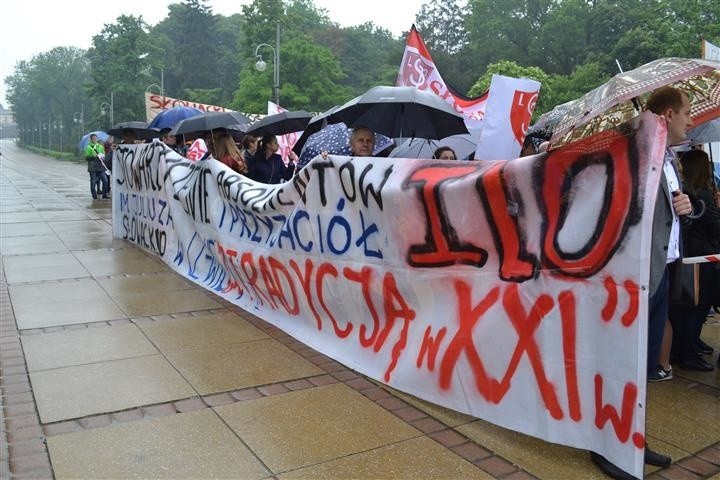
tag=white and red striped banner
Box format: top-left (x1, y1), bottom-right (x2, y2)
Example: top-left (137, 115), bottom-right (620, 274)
top-left (682, 254), bottom-right (720, 264)
top-left (397, 26), bottom-right (541, 160)
top-left (396, 25), bottom-right (488, 129)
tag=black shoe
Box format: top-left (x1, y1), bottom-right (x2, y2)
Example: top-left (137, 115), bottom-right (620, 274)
top-left (644, 446), bottom-right (671, 467)
top-left (92, 195), bottom-right (98, 199)
top-left (679, 356), bottom-right (714, 371)
top-left (590, 452), bottom-right (638, 480)
top-left (102, 195), bottom-right (109, 199)
top-left (697, 339), bottom-right (714, 355)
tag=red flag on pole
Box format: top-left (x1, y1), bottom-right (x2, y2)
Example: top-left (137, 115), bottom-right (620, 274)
top-left (396, 25), bottom-right (489, 129)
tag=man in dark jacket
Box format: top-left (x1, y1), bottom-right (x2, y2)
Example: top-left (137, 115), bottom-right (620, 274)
top-left (590, 86), bottom-right (694, 480)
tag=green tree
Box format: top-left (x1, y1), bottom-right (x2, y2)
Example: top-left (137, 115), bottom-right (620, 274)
top-left (320, 23), bottom-right (403, 96)
top-left (415, 0), bottom-right (468, 55)
top-left (232, 36), bottom-right (350, 112)
top-left (545, 62), bottom-right (607, 112)
top-left (465, 0), bottom-right (552, 74)
top-left (86, 15), bottom-right (158, 123)
top-left (6, 47), bottom-right (90, 150)
top-left (467, 60), bottom-right (553, 119)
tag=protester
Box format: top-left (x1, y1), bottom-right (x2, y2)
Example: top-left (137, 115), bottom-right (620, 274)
top-left (520, 130), bottom-right (551, 156)
top-left (84, 134), bottom-right (109, 200)
top-left (433, 146), bottom-right (457, 160)
top-left (669, 149), bottom-right (720, 371)
top-left (101, 137), bottom-right (115, 194)
top-left (241, 134), bottom-right (258, 165)
top-left (643, 87), bottom-right (694, 384)
top-left (160, 129), bottom-right (180, 152)
top-left (120, 129), bottom-right (137, 144)
top-left (203, 131), bottom-right (216, 156)
top-left (213, 132), bottom-right (247, 174)
top-left (349, 126), bottom-right (375, 156)
top-left (246, 135), bottom-right (295, 184)
top-left (590, 85), bottom-right (694, 480)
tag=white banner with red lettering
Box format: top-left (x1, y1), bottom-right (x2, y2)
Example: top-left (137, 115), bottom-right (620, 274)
top-left (144, 93), bottom-right (261, 124)
top-left (474, 75), bottom-right (541, 160)
top-left (111, 111), bottom-right (668, 479)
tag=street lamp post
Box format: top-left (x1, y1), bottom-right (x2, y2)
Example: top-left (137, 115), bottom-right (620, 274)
top-left (73, 106), bottom-right (85, 147)
top-left (100, 101), bottom-right (113, 129)
top-left (139, 54), bottom-right (164, 102)
top-left (54, 121), bottom-right (63, 152)
top-left (254, 21), bottom-right (281, 105)
top-left (42, 122), bottom-right (50, 150)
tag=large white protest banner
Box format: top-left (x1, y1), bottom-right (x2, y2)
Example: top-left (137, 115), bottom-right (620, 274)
top-left (703, 39), bottom-right (720, 167)
top-left (112, 111), bottom-right (668, 479)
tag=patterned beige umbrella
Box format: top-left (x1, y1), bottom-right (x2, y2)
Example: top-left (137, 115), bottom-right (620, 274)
top-left (548, 57), bottom-right (720, 149)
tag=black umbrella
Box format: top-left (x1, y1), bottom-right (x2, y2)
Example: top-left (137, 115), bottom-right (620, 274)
top-left (291, 106), bottom-right (341, 155)
top-left (389, 130), bottom-right (481, 160)
top-left (108, 121), bottom-right (154, 140)
top-left (170, 111), bottom-right (252, 136)
top-left (245, 110), bottom-right (313, 137)
top-left (329, 86), bottom-right (468, 139)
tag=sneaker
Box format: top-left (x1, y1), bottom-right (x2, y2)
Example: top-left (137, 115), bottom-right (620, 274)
top-left (648, 365), bottom-right (673, 382)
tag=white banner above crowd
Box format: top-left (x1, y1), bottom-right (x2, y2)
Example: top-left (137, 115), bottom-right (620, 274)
top-left (112, 111), bottom-right (669, 479)
top-left (144, 93), bottom-right (261, 124)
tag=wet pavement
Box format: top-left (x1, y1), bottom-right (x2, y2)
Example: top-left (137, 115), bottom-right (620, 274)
top-left (1, 139), bottom-right (719, 479)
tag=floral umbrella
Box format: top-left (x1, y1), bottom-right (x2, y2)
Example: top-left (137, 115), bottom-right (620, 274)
top-left (548, 57), bottom-right (720, 149)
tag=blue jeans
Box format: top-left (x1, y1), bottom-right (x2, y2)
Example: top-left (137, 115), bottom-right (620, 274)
top-left (89, 171), bottom-right (109, 197)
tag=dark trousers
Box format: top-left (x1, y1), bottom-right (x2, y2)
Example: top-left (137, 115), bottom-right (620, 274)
top-left (647, 267), bottom-right (669, 372)
top-left (89, 171), bottom-right (109, 197)
top-left (670, 264), bottom-right (716, 361)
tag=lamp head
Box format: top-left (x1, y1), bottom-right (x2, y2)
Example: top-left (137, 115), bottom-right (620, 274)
top-left (255, 57), bottom-right (267, 72)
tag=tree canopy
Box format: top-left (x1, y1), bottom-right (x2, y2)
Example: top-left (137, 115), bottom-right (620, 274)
top-left (5, 0), bottom-right (720, 151)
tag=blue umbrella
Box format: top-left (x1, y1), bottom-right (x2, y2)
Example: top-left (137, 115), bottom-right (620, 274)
top-left (78, 131), bottom-right (109, 151)
top-left (148, 106), bottom-right (203, 130)
top-left (297, 123), bottom-right (394, 168)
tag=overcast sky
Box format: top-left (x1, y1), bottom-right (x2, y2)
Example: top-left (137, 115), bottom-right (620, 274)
top-left (0, 0), bottom-right (426, 107)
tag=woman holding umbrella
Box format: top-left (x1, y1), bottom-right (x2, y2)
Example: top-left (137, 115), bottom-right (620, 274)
top-left (246, 135), bottom-right (295, 184)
